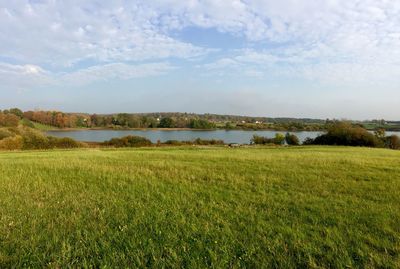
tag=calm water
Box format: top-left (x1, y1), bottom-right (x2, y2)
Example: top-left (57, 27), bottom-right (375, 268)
top-left (46, 129), bottom-right (324, 144)
top-left (46, 129), bottom-right (400, 144)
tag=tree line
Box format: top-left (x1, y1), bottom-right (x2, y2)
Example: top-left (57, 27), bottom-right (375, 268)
top-left (2, 107), bottom-right (399, 131)
top-left (2, 108), bottom-right (325, 130)
top-left (21, 110), bottom-right (217, 129)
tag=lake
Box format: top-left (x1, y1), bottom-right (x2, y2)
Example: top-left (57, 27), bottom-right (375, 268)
top-left (46, 129), bottom-right (400, 144)
top-left (46, 129), bottom-right (324, 144)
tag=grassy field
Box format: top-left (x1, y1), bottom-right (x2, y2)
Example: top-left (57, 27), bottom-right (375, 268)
top-left (0, 146), bottom-right (399, 268)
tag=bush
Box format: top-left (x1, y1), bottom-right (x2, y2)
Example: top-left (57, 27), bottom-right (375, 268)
top-left (21, 128), bottom-right (50, 149)
top-left (0, 113), bottom-right (19, 127)
top-left (0, 126), bottom-right (85, 151)
top-left (103, 135), bottom-right (152, 147)
top-left (251, 135), bottom-right (269, 145)
top-left (285, 133), bottom-right (300, 145)
top-left (251, 134), bottom-right (285, 145)
top-left (48, 137), bottom-right (85, 149)
top-left (0, 135), bottom-right (23, 150)
top-left (163, 139), bottom-right (224, 146)
top-left (305, 122), bottom-right (383, 148)
top-left (164, 140), bottom-right (185, 145)
top-left (274, 133), bottom-right (285, 145)
top-left (385, 135), bottom-right (400, 150)
top-left (193, 138), bottom-right (224, 145)
top-left (0, 129), bottom-right (14, 140)
top-left (302, 137), bottom-right (315, 145)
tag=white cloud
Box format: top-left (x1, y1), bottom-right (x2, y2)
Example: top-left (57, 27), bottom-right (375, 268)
top-left (0, 1), bottom-right (208, 67)
top-left (2, 1), bottom-right (400, 71)
top-left (0, 63), bottom-right (51, 90)
top-left (60, 62), bottom-right (175, 86)
top-left (0, 62), bottom-right (175, 90)
top-left (0, 63), bottom-right (45, 75)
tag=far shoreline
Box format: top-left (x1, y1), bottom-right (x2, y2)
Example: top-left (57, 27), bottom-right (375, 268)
top-left (45, 127), bottom-right (325, 132)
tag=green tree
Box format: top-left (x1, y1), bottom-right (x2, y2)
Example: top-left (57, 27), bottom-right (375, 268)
top-left (273, 133), bottom-right (285, 145)
top-left (159, 117), bottom-right (175, 128)
top-left (189, 119), bottom-right (216, 129)
top-left (285, 133), bottom-right (300, 145)
top-left (9, 108), bottom-right (24, 118)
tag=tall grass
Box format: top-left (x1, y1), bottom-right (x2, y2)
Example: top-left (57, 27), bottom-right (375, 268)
top-left (0, 146), bottom-right (399, 268)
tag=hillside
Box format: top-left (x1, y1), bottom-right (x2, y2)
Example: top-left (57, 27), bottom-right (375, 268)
top-left (1, 146), bottom-right (399, 268)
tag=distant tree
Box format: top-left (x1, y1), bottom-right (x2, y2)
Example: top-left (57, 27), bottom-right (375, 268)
top-left (75, 116), bottom-right (88, 127)
top-left (9, 108), bottom-right (24, 118)
top-left (54, 112), bottom-right (66, 128)
top-left (115, 113), bottom-right (130, 126)
top-left (90, 114), bottom-right (100, 127)
top-left (159, 117), bottom-right (175, 128)
top-left (189, 119), bottom-right (216, 129)
top-left (225, 122), bottom-right (235, 129)
top-left (127, 115), bottom-right (141, 128)
top-left (142, 116), bottom-right (158, 128)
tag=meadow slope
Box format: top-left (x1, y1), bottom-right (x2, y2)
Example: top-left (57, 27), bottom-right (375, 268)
top-left (0, 146), bottom-right (399, 268)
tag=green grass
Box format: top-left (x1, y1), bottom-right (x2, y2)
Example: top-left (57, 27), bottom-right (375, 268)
top-left (1, 146), bottom-right (399, 268)
top-left (31, 121), bottom-right (58, 131)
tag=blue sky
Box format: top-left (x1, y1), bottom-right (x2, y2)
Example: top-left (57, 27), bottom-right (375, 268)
top-left (0, 0), bottom-right (399, 119)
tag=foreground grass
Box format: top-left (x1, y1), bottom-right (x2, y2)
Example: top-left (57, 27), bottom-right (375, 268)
top-left (0, 146), bottom-right (399, 268)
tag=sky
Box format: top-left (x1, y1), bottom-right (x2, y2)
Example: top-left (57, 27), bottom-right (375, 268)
top-left (0, 0), bottom-right (399, 120)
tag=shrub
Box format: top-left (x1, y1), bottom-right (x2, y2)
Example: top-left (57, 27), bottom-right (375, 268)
top-left (302, 137), bottom-right (315, 145)
top-left (193, 138), bottom-right (224, 145)
top-left (0, 113), bottom-right (19, 127)
top-left (251, 134), bottom-right (285, 145)
top-left (103, 135), bottom-right (152, 147)
top-left (285, 133), bottom-right (300, 145)
top-left (48, 137), bottom-right (85, 149)
top-left (251, 135), bottom-right (269, 145)
top-left (385, 135), bottom-right (400, 150)
top-left (274, 133), bottom-right (285, 145)
top-left (164, 140), bottom-right (185, 145)
top-left (0, 129), bottom-right (14, 140)
top-left (0, 135), bottom-right (23, 150)
top-left (0, 126), bottom-right (85, 151)
top-left (21, 128), bottom-right (50, 149)
top-left (305, 122), bottom-right (383, 148)
top-left (163, 139), bottom-right (224, 146)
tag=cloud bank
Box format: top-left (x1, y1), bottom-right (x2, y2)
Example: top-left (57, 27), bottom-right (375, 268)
top-left (0, 0), bottom-right (399, 118)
